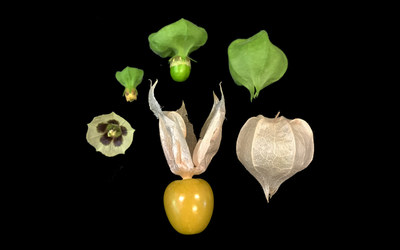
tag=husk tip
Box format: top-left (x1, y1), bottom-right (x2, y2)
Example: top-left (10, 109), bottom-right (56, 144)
top-left (149, 78), bottom-right (158, 87)
top-left (262, 185), bottom-right (272, 203)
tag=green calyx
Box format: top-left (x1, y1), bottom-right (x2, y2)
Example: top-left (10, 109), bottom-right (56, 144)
top-left (148, 18), bottom-right (207, 58)
top-left (169, 56), bottom-right (191, 82)
top-left (115, 67), bottom-right (144, 102)
top-left (228, 30), bottom-right (288, 101)
top-left (148, 18), bottom-right (207, 82)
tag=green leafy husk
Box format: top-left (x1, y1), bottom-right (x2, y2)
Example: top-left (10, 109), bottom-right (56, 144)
top-left (115, 66), bottom-right (144, 102)
top-left (148, 18), bottom-right (208, 59)
top-left (228, 30), bottom-right (288, 101)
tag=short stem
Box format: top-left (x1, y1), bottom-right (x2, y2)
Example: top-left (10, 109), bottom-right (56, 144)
top-left (181, 174), bottom-right (193, 180)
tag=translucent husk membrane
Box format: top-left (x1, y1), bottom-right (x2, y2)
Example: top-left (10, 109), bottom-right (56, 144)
top-left (236, 113), bottom-right (314, 202)
top-left (148, 79), bottom-right (225, 179)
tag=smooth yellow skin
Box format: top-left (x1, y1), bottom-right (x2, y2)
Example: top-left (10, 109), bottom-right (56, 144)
top-left (164, 178), bottom-right (214, 235)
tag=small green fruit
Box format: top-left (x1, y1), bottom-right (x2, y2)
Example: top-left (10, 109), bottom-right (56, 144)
top-left (170, 56), bottom-right (191, 82)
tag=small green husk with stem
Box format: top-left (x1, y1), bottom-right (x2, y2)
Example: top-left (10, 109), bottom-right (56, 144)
top-left (115, 66), bottom-right (144, 102)
top-left (148, 18), bottom-right (207, 82)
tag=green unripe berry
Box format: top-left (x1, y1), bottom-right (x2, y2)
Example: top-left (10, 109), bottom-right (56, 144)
top-left (170, 56), bottom-right (191, 82)
top-left (170, 64), bottom-right (191, 82)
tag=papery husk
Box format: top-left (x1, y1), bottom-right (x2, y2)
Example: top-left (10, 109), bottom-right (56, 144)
top-left (236, 113), bottom-right (314, 202)
top-left (192, 88), bottom-right (225, 173)
top-left (148, 79), bottom-right (225, 179)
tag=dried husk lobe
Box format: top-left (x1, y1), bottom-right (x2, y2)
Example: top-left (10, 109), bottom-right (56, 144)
top-left (148, 79), bottom-right (225, 179)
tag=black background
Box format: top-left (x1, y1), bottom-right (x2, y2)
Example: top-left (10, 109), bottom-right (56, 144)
top-left (42, 5), bottom-right (370, 247)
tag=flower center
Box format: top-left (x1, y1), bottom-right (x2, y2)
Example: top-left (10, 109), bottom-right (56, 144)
top-left (96, 120), bottom-right (128, 147)
top-left (106, 124), bottom-right (122, 138)
top-left (107, 129), bottom-right (117, 137)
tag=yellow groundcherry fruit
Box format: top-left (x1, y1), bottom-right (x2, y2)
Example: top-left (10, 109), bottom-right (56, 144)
top-left (164, 178), bottom-right (213, 235)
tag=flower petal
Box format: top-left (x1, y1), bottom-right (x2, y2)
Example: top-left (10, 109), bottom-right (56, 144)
top-left (113, 135), bottom-right (123, 147)
top-left (100, 134), bottom-right (112, 145)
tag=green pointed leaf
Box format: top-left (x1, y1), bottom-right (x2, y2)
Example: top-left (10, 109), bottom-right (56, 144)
top-left (228, 30), bottom-right (288, 101)
top-left (148, 18), bottom-right (208, 58)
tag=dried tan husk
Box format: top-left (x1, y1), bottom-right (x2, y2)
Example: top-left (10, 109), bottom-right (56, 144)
top-left (149, 80), bottom-right (225, 179)
top-left (236, 113), bottom-right (314, 202)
